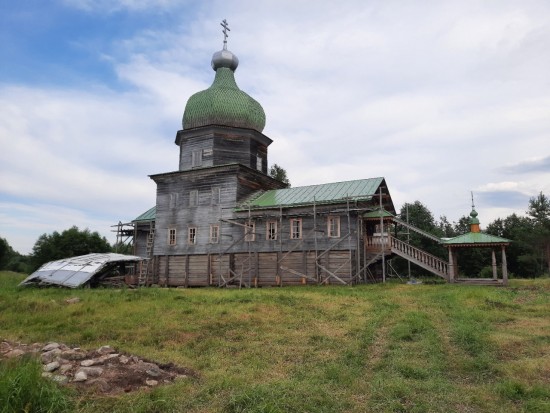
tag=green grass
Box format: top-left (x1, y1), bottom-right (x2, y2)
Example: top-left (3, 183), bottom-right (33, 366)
top-left (0, 355), bottom-right (73, 413)
top-left (1, 272), bottom-right (549, 413)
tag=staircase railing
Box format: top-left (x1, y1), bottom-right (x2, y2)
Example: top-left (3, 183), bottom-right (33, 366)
top-left (389, 235), bottom-right (448, 279)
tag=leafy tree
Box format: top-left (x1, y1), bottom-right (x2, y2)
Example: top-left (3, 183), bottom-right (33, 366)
top-left (437, 215), bottom-right (456, 238)
top-left (486, 214), bottom-right (537, 277)
top-left (31, 226), bottom-right (111, 271)
top-left (0, 237), bottom-right (32, 274)
top-left (527, 192), bottom-right (550, 273)
top-left (0, 237), bottom-right (14, 270)
top-left (269, 164), bottom-right (290, 187)
top-left (397, 201), bottom-right (444, 251)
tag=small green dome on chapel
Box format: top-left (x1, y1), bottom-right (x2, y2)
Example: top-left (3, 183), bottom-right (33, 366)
top-left (182, 46), bottom-right (266, 132)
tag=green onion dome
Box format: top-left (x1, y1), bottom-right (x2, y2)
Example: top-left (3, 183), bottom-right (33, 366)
top-left (469, 208), bottom-right (480, 225)
top-left (182, 49), bottom-right (266, 132)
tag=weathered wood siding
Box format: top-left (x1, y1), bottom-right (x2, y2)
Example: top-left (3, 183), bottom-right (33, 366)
top-left (155, 250), bottom-right (354, 287)
top-left (233, 204), bottom-right (366, 253)
top-left (150, 164), bottom-right (285, 257)
top-left (176, 126), bottom-right (272, 174)
top-left (133, 229), bottom-right (149, 258)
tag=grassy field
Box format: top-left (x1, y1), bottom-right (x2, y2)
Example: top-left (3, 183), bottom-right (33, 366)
top-left (1, 272), bottom-right (549, 413)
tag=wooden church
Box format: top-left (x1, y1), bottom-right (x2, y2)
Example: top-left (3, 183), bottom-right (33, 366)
top-left (116, 22), bottom-right (509, 287)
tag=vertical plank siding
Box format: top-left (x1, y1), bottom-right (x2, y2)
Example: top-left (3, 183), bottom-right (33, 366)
top-left (154, 250), bottom-right (353, 287)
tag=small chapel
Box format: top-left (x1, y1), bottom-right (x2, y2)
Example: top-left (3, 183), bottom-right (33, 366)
top-left (116, 21), bottom-right (510, 287)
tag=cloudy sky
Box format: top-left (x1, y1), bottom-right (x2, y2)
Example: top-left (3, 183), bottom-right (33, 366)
top-left (1, 0), bottom-right (549, 254)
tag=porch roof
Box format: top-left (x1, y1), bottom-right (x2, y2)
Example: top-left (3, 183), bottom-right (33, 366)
top-left (441, 232), bottom-right (511, 247)
top-left (133, 206), bottom-right (156, 222)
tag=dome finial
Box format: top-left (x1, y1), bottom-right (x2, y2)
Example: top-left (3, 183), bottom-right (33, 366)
top-left (211, 19), bottom-right (239, 71)
top-left (469, 191), bottom-right (480, 231)
top-left (221, 19), bottom-right (230, 50)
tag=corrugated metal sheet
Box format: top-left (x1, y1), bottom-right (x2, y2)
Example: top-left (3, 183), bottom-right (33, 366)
top-left (20, 253), bottom-right (144, 288)
top-left (134, 206), bottom-right (156, 222)
top-left (441, 232), bottom-right (510, 246)
top-left (238, 178), bottom-right (384, 210)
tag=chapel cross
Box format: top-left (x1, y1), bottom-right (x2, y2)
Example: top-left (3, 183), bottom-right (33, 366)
top-left (220, 19), bottom-right (230, 49)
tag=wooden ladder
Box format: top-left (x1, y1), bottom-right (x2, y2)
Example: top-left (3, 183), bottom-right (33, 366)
top-left (138, 221), bottom-right (155, 286)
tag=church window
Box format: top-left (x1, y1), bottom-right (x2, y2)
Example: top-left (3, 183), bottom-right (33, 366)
top-left (266, 221), bottom-right (277, 240)
top-left (256, 155), bottom-right (262, 171)
top-left (211, 187), bottom-right (221, 205)
top-left (188, 227), bottom-right (197, 244)
top-left (209, 225), bottom-right (219, 244)
top-left (189, 190), bottom-right (198, 207)
top-left (168, 228), bottom-right (177, 246)
top-left (290, 218), bottom-right (302, 239)
top-left (244, 221), bottom-right (255, 242)
top-left (327, 216), bottom-right (340, 238)
top-left (192, 150), bottom-right (203, 167)
top-left (169, 193), bottom-right (179, 208)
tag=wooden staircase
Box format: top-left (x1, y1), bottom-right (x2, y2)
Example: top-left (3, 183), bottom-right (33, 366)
top-left (389, 235), bottom-right (448, 279)
top-left (365, 233), bottom-right (449, 280)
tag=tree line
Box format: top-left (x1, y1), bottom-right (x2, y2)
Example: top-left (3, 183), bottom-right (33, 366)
top-left (0, 226), bottom-right (114, 274)
top-left (1, 192), bottom-right (549, 278)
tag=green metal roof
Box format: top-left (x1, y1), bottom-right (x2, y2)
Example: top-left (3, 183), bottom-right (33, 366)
top-left (441, 232), bottom-right (510, 246)
top-left (133, 206), bottom-right (156, 222)
top-left (238, 178), bottom-right (384, 210)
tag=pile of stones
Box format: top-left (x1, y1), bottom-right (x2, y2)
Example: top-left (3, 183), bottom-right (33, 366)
top-left (1, 340), bottom-right (195, 394)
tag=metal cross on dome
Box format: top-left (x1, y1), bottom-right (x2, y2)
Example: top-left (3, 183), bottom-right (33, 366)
top-left (221, 19), bottom-right (230, 50)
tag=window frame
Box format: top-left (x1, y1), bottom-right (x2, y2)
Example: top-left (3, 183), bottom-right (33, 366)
top-left (187, 226), bottom-right (197, 245)
top-left (189, 190), bottom-right (198, 207)
top-left (168, 228), bottom-right (177, 246)
top-left (191, 150), bottom-right (203, 167)
top-left (290, 218), bottom-right (302, 240)
top-left (209, 224), bottom-right (219, 244)
top-left (244, 221), bottom-right (255, 242)
top-left (211, 187), bottom-right (221, 205)
top-left (266, 220), bottom-right (278, 240)
top-left (327, 216), bottom-right (341, 238)
top-left (256, 155), bottom-right (262, 171)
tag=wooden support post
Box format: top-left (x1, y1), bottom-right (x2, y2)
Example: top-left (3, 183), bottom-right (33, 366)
top-left (491, 249), bottom-right (498, 280)
top-left (502, 246), bottom-right (508, 285)
top-left (448, 248), bottom-right (455, 282)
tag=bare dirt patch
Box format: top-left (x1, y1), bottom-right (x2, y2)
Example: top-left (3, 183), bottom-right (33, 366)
top-left (1, 340), bottom-right (198, 395)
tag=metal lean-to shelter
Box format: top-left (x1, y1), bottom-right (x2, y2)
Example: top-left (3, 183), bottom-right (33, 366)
top-left (20, 253), bottom-right (145, 288)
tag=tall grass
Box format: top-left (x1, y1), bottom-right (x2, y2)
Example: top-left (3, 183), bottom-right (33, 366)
top-left (1, 272), bottom-right (549, 412)
top-left (0, 355), bottom-right (72, 413)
